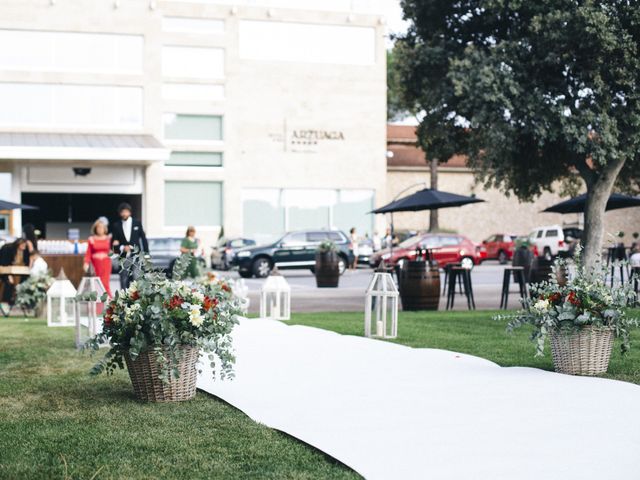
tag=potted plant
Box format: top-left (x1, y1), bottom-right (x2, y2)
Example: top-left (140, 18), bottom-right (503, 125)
top-left (315, 240), bottom-right (340, 288)
top-left (498, 247), bottom-right (638, 376)
top-left (15, 273), bottom-right (53, 317)
top-left (86, 257), bottom-right (242, 402)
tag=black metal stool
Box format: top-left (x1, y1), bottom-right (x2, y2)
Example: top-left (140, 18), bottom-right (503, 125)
top-left (446, 266), bottom-right (475, 310)
top-left (500, 266), bottom-right (527, 309)
top-left (442, 263), bottom-right (463, 296)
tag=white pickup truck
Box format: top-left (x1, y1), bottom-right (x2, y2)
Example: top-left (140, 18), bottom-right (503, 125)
top-left (529, 225), bottom-right (582, 259)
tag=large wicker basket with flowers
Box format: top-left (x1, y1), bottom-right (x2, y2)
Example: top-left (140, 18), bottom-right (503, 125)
top-left (86, 256), bottom-right (242, 402)
top-left (497, 246), bottom-right (637, 376)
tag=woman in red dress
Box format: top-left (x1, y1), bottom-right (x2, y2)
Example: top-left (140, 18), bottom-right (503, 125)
top-left (83, 219), bottom-right (113, 297)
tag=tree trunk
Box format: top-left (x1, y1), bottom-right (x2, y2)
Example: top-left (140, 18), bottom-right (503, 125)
top-left (429, 157), bottom-right (439, 232)
top-left (581, 157), bottom-right (626, 267)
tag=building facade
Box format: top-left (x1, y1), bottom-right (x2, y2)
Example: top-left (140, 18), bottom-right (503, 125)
top-left (386, 125), bottom-right (640, 244)
top-left (0, 0), bottom-right (387, 246)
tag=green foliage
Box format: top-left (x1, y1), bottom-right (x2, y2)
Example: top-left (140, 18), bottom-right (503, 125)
top-left (496, 247), bottom-right (639, 356)
top-left (317, 240), bottom-right (337, 254)
top-left (86, 253), bottom-right (242, 383)
top-left (15, 273), bottom-right (53, 311)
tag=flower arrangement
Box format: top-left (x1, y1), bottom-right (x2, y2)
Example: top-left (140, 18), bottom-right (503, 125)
top-left (318, 240), bottom-right (337, 253)
top-left (15, 273), bottom-right (53, 311)
top-left (87, 256), bottom-right (242, 384)
top-left (498, 246), bottom-right (638, 356)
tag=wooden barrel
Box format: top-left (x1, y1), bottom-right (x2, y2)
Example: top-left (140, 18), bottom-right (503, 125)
top-left (315, 252), bottom-right (340, 288)
top-left (398, 260), bottom-right (440, 310)
top-left (530, 257), bottom-right (567, 286)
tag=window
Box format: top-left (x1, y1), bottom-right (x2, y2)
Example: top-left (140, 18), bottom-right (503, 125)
top-left (420, 236), bottom-right (441, 249)
top-left (536, 230), bottom-right (544, 238)
top-left (0, 30), bottom-right (143, 74)
top-left (162, 17), bottom-right (224, 34)
top-left (327, 231), bottom-right (346, 243)
top-left (166, 152), bottom-right (222, 167)
top-left (163, 114), bottom-right (223, 141)
top-left (162, 83), bottom-right (224, 101)
top-left (239, 20), bottom-right (375, 65)
top-left (281, 232), bottom-right (306, 246)
top-left (440, 236), bottom-right (460, 246)
top-left (0, 83), bottom-right (142, 129)
top-left (306, 232), bottom-right (327, 243)
top-left (545, 229), bottom-right (558, 238)
top-left (332, 190), bottom-right (374, 237)
top-left (162, 46), bottom-right (224, 78)
top-left (242, 189), bottom-right (285, 245)
top-left (164, 181), bottom-right (222, 226)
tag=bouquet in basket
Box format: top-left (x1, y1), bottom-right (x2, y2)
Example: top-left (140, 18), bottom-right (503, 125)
top-left (87, 255), bottom-right (242, 384)
top-left (497, 246), bottom-right (638, 356)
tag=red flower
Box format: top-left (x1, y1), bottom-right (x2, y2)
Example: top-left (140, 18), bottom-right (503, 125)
top-left (166, 295), bottom-right (184, 310)
top-left (221, 283), bottom-right (230, 292)
top-left (203, 296), bottom-right (218, 311)
top-left (567, 291), bottom-right (581, 306)
top-left (130, 291), bottom-right (140, 301)
top-left (549, 293), bottom-right (562, 303)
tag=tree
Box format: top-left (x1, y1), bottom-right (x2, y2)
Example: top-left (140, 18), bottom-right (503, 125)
top-left (395, 0), bottom-right (640, 266)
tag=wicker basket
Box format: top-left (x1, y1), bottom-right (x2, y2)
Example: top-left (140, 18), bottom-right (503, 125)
top-left (124, 345), bottom-right (199, 402)
top-left (549, 326), bottom-right (614, 376)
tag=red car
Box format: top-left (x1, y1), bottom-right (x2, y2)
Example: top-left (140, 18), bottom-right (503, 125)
top-left (482, 233), bottom-right (517, 264)
top-left (370, 233), bottom-right (486, 270)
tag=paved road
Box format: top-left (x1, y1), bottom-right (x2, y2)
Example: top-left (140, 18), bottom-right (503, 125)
top-left (213, 262), bottom-right (524, 313)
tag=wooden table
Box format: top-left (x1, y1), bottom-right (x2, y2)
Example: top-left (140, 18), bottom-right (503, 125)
top-left (41, 254), bottom-right (84, 287)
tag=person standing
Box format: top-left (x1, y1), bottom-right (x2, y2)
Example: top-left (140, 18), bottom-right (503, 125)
top-left (110, 202), bottom-right (149, 290)
top-left (349, 227), bottom-right (359, 270)
top-left (179, 226), bottom-right (202, 279)
top-left (84, 219), bottom-right (113, 297)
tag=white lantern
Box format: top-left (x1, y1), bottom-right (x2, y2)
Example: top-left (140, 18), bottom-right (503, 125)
top-left (260, 272), bottom-right (291, 320)
top-left (364, 272), bottom-right (399, 339)
top-left (75, 264), bottom-right (107, 349)
top-left (46, 268), bottom-right (77, 327)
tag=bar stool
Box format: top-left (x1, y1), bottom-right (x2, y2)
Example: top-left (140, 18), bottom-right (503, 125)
top-left (606, 246), bottom-right (627, 286)
top-left (500, 266), bottom-right (527, 309)
top-left (442, 263), bottom-right (464, 296)
top-left (446, 266), bottom-right (475, 310)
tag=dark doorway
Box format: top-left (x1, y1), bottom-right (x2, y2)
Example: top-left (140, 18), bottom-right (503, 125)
top-left (21, 193), bottom-right (142, 239)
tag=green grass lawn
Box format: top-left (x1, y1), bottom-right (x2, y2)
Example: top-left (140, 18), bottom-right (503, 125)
top-left (2, 311), bottom-right (639, 479)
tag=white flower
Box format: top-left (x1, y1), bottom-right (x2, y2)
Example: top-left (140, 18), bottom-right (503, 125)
top-left (533, 299), bottom-right (550, 313)
top-left (191, 291), bottom-right (205, 304)
top-left (189, 305), bottom-right (204, 327)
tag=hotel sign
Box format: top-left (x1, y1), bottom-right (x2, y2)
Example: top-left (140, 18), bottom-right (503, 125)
top-left (269, 123), bottom-right (346, 153)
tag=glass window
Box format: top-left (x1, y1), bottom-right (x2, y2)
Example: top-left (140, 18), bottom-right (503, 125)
top-left (536, 230), bottom-right (544, 238)
top-left (164, 114), bottom-right (223, 141)
top-left (162, 46), bottom-right (224, 78)
top-left (545, 229), bottom-right (558, 237)
top-left (166, 152), bottom-right (222, 167)
top-left (306, 231), bottom-right (328, 243)
top-left (0, 83), bottom-right (142, 129)
top-left (0, 30), bottom-right (143, 74)
top-left (162, 17), bottom-right (225, 34)
top-left (333, 190), bottom-right (374, 238)
top-left (242, 189), bottom-right (285, 245)
top-left (239, 20), bottom-right (375, 65)
top-left (420, 236), bottom-right (441, 249)
top-left (281, 232), bottom-right (306, 245)
top-left (327, 231), bottom-right (346, 243)
top-left (283, 189), bottom-right (334, 232)
top-left (162, 83), bottom-right (224, 101)
top-left (165, 181), bottom-right (222, 226)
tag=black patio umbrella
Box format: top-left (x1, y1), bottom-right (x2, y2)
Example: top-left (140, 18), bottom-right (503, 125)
top-left (372, 188), bottom-right (484, 214)
top-left (0, 199), bottom-right (38, 210)
top-left (542, 193), bottom-right (640, 214)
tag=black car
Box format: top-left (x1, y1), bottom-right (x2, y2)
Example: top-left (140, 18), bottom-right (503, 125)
top-left (111, 237), bottom-right (205, 275)
top-left (234, 230), bottom-right (354, 278)
top-left (211, 237), bottom-right (256, 270)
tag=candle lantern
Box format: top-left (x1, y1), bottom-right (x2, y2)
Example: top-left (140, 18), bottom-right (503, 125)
top-left (364, 272), bottom-right (399, 339)
top-left (259, 270), bottom-right (291, 320)
top-left (46, 268), bottom-right (77, 327)
top-left (75, 264), bottom-right (108, 349)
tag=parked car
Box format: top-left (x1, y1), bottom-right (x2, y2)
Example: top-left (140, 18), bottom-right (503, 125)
top-left (112, 237), bottom-right (205, 275)
top-left (234, 230), bottom-right (354, 278)
top-left (482, 233), bottom-right (518, 264)
top-left (529, 225), bottom-right (583, 260)
top-left (356, 239), bottom-right (374, 266)
top-left (211, 237), bottom-right (256, 270)
top-left (370, 233), bottom-right (485, 270)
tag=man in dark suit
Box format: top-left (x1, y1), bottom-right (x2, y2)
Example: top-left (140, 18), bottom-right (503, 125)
top-left (111, 202), bottom-right (149, 289)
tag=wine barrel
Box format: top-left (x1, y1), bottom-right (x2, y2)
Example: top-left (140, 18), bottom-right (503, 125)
top-left (530, 257), bottom-right (567, 286)
top-left (315, 251), bottom-right (340, 288)
top-left (398, 260), bottom-right (440, 310)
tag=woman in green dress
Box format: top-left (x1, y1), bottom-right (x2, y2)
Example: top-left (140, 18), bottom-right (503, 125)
top-left (179, 226), bottom-right (202, 278)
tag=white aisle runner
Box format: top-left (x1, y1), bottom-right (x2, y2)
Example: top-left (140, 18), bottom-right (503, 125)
top-left (197, 319), bottom-right (640, 480)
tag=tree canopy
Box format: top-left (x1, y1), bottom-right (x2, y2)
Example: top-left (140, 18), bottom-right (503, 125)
top-left (395, 0), bottom-right (640, 264)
